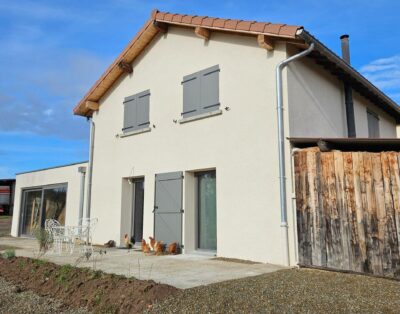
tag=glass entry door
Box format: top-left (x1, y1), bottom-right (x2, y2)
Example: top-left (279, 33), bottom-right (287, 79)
top-left (197, 171), bottom-right (217, 251)
top-left (132, 179), bottom-right (144, 244)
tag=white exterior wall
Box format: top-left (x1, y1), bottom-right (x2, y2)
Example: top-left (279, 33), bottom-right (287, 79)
top-left (286, 50), bottom-right (397, 138)
top-left (90, 26), bottom-right (294, 265)
top-left (11, 162), bottom-right (88, 236)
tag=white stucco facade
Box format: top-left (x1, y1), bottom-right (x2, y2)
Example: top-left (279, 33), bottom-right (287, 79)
top-left (89, 27), bottom-right (295, 265)
top-left (11, 162), bottom-right (88, 237)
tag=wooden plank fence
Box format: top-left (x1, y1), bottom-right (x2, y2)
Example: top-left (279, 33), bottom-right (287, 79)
top-left (294, 148), bottom-right (400, 278)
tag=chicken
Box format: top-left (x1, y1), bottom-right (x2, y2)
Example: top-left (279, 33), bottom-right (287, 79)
top-left (149, 236), bottom-right (156, 251)
top-left (168, 242), bottom-right (178, 255)
top-left (141, 239), bottom-right (150, 254)
top-left (155, 241), bottom-right (165, 256)
top-left (124, 234), bottom-right (132, 249)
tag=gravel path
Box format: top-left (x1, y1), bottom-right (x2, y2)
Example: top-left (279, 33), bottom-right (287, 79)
top-left (0, 276), bottom-right (89, 314)
top-left (149, 268), bottom-right (400, 313)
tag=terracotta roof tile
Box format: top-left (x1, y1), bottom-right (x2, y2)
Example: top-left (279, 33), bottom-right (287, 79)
top-left (192, 16), bottom-right (206, 25)
top-left (181, 15), bottom-right (193, 24)
top-left (236, 21), bottom-right (254, 31)
top-left (172, 14), bottom-right (184, 23)
top-left (213, 18), bottom-right (226, 28)
top-left (250, 22), bottom-right (269, 33)
top-left (155, 12), bottom-right (166, 20)
top-left (263, 23), bottom-right (284, 35)
top-left (224, 19), bottom-right (240, 30)
top-left (279, 25), bottom-right (301, 37)
top-left (164, 13), bottom-right (174, 22)
top-left (151, 9), bottom-right (159, 19)
top-left (202, 17), bottom-right (215, 27)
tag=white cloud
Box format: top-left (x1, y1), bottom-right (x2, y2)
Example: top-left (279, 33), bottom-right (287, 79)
top-left (360, 55), bottom-right (400, 102)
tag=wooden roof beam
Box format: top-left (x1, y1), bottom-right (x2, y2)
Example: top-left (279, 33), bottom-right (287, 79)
top-left (257, 34), bottom-right (274, 51)
top-left (153, 21), bottom-right (168, 33)
top-left (194, 26), bottom-right (210, 40)
top-left (118, 60), bottom-right (133, 74)
top-left (85, 101), bottom-right (99, 111)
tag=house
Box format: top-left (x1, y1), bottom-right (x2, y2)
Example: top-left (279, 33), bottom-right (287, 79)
top-left (11, 10), bottom-right (400, 266)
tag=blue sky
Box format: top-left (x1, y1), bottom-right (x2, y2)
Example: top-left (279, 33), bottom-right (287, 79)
top-left (1, 0), bottom-right (399, 178)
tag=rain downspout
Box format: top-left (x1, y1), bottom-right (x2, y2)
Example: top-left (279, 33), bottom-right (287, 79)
top-left (276, 41), bottom-right (315, 266)
top-left (78, 166), bottom-right (87, 227)
top-left (85, 117), bottom-right (95, 220)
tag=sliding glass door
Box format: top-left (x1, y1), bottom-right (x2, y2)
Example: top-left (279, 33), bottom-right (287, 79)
top-left (20, 184), bottom-right (67, 236)
top-left (42, 186), bottom-right (67, 226)
top-left (21, 190), bottom-right (42, 236)
top-left (197, 171), bottom-right (217, 251)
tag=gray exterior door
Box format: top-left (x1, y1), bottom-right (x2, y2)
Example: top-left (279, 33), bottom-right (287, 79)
top-left (154, 172), bottom-right (183, 246)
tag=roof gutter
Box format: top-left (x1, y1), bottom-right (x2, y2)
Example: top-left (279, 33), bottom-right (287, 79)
top-left (276, 40), bottom-right (315, 266)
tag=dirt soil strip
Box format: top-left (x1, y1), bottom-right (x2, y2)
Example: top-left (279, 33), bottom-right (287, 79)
top-left (149, 268), bottom-right (400, 313)
top-left (0, 257), bottom-right (178, 313)
top-left (0, 276), bottom-right (88, 314)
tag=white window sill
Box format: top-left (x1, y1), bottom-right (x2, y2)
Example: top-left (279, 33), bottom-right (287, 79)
top-left (117, 127), bottom-right (151, 138)
top-left (179, 109), bottom-right (222, 124)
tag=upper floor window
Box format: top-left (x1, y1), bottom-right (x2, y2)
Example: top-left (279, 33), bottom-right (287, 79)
top-left (123, 90), bottom-right (150, 133)
top-left (181, 65), bottom-right (220, 119)
top-left (367, 110), bottom-right (380, 138)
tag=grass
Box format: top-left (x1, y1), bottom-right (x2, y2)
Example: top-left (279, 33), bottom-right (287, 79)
top-left (56, 264), bottom-right (73, 284)
top-left (0, 245), bottom-right (20, 251)
top-left (0, 216), bottom-right (12, 220)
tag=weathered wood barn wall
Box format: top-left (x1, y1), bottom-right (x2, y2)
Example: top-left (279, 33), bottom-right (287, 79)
top-left (294, 148), bottom-right (400, 278)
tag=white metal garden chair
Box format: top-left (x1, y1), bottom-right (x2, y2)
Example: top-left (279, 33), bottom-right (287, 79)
top-left (45, 219), bottom-right (74, 255)
top-left (76, 218), bottom-right (98, 254)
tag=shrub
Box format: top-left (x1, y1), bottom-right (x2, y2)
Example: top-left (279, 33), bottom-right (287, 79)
top-left (2, 249), bottom-right (15, 259)
top-left (33, 228), bottom-right (52, 254)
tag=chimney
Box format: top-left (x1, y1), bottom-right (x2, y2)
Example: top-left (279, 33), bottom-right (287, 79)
top-left (340, 34), bottom-right (350, 64)
top-left (340, 34), bottom-right (356, 137)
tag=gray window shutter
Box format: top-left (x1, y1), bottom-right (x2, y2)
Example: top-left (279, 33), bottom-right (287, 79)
top-left (136, 90), bottom-right (150, 129)
top-left (200, 65), bottom-right (220, 113)
top-left (367, 110), bottom-right (380, 138)
top-left (154, 171), bottom-right (183, 246)
top-left (182, 65), bottom-right (220, 118)
top-left (182, 73), bottom-right (201, 118)
top-left (123, 95), bottom-right (136, 132)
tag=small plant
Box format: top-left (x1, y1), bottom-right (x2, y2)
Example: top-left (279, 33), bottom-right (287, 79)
top-left (1, 249), bottom-right (15, 259)
top-left (93, 293), bottom-right (102, 306)
top-left (56, 264), bottom-right (73, 284)
top-left (89, 269), bottom-right (102, 280)
top-left (33, 228), bottom-right (53, 255)
top-left (33, 259), bottom-right (47, 267)
top-left (17, 259), bottom-right (27, 269)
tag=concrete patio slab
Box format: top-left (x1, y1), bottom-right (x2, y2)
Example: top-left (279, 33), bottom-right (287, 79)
top-left (0, 237), bottom-right (285, 289)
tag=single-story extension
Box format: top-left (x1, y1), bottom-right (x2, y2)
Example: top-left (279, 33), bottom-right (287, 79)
top-left (12, 162), bottom-right (87, 236)
top-left (11, 9), bottom-right (400, 267)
